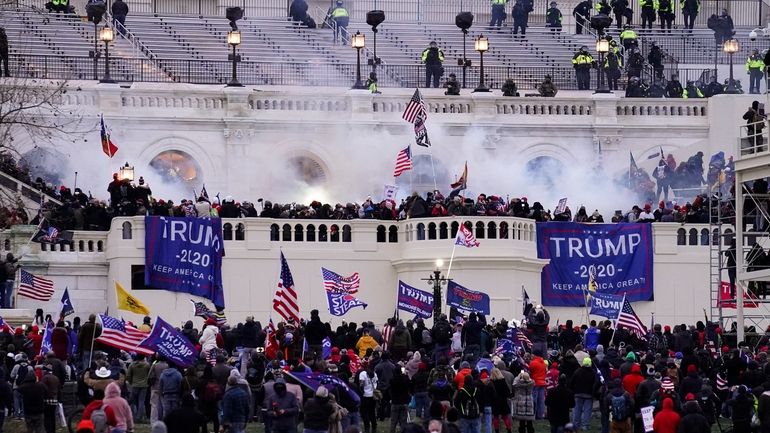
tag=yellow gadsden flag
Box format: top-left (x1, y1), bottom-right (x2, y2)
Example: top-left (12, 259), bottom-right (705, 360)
top-left (115, 281), bottom-right (151, 316)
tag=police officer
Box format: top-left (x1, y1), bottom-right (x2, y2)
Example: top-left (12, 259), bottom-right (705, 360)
top-left (572, 0), bottom-right (592, 34)
top-left (0, 28), bottom-right (8, 78)
top-left (511, 0), bottom-right (534, 36)
top-left (658, 0), bottom-right (673, 31)
top-left (421, 41), bottom-right (445, 88)
top-left (683, 80), bottom-right (704, 98)
top-left (572, 46), bottom-right (594, 90)
top-left (746, 49), bottom-right (765, 94)
top-left (647, 42), bottom-right (664, 81)
top-left (594, 0), bottom-right (612, 15)
top-left (705, 75), bottom-right (724, 97)
top-left (639, 0), bottom-right (657, 29)
top-left (665, 73), bottom-right (683, 97)
top-left (626, 47), bottom-right (644, 80)
top-left (328, 0), bottom-right (349, 45)
top-left (490, 0), bottom-right (508, 30)
top-left (604, 47), bottom-right (622, 90)
top-left (610, 0), bottom-right (630, 28)
top-left (444, 73), bottom-right (460, 95)
top-left (619, 25), bottom-right (638, 51)
top-left (680, 0), bottom-right (700, 30)
top-left (366, 72), bottom-right (381, 94)
top-left (546, 1), bottom-right (563, 31)
top-left (625, 76), bottom-right (647, 97)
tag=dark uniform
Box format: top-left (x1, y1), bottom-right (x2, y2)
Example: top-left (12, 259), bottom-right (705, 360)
top-left (604, 50), bottom-right (622, 90)
top-left (626, 48), bottom-right (644, 80)
top-left (572, 46), bottom-right (594, 90)
top-left (538, 75), bottom-right (558, 96)
top-left (573, 0), bottom-right (592, 34)
top-left (112, 0), bottom-right (128, 35)
top-left (657, 0), bottom-right (673, 30)
top-left (501, 78), bottom-right (519, 96)
top-left (647, 43), bottom-right (664, 81)
top-left (421, 42), bottom-right (445, 88)
top-left (444, 73), bottom-right (460, 95)
top-left (610, 0), bottom-right (631, 28)
top-left (625, 76), bottom-right (647, 97)
top-left (511, 0), bottom-right (534, 35)
top-left (0, 28), bottom-right (8, 77)
top-left (665, 75), bottom-right (683, 97)
top-left (680, 0), bottom-right (700, 29)
top-left (639, 0), bottom-right (657, 29)
top-left (746, 49), bottom-right (765, 94)
top-left (546, 1), bottom-right (563, 30)
top-left (705, 77), bottom-right (724, 97)
top-left (683, 81), bottom-right (704, 98)
top-left (490, 0), bottom-right (508, 29)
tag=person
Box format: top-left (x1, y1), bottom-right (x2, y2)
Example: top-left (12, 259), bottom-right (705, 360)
top-left (666, 74), bottom-right (683, 97)
top-left (681, 0), bottom-right (700, 29)
top-left (0, 28), bottom-right (9, 77)
top-left (421, 41), bottom-right (445, 89)
top-left (455, 375), bottom-right (481, 433)
top-left (18, 373), bottom-right (46, 433)
top-left (111, 0), bottom-right (128, 35)
top-left (610, 0), bottom-right (630, 28)
top-left (0, 369), bottom-right (11, 432)
top-left (639, 0), bottom-right (656, 29)
top-left (511, 371), bottom-right (535, 433)
top-left (626, 48), bottom-right (644, 80)
top-left (678, 397), bottom-right (710, 433)
top-left (604, 48), bottom-right (622, 90)
top-left (705, 75), bottom-right (724, 97)
top-left (652, 159), bottom-right (672, 200)
top-left (619, 25), bottom-right (637, 51)
top-left (529, 350), bottom-right (547, 419)
top-left (222, 375), bottom-right (250, 433)
top-left (304, 385), bottom-right (334, 433)
top-left (658, 0), bottom-right (674, 30)
top-left (572, 46), bottom-right (593, 90)
top-left (158, 363), bottom-right (182, 417)
top-left (594, 0), bottom-right (611, 16)
top-left (2, 253), bottom-right (17, 308)
top-left (444, 73), bottom-right (460, 95)
top-left (683, 80), bottom-right (704, 98)
top-left (572, 0), bottom-right (591, 34)
top-left (490, 368), bottom-right (512, 433)
top-left (605, 378), bottom-right (633, 433)
top-left (744, 100), bottom-right (767, 152)
top-left (388, 368), bottom-right (411, 433)
top-left (103, 382), bottom-right (133, 433)
top-left (77, 314), bottom-right (101, 371)
top-left (709, 9), bottom-right (734, 45)
top-left (511, 0), bottom-right (533, 36)
top-left (546, 2), bottom-right (562, 30)
top-left (327, 0), bottom-right (349, 45)
top-left (126, 353), bottom-right (149, 424)
top-left (648, 42), bottom-right (664, 81)
top-left (365, 72), bottom-right (381, 94)
top-left (148, 355), bottom-right (169, 424)
top-left (163, 394), bottom-right (207, 433)
top-left (747, 49), bottom-right (765, 94)
top-left (489, 0), bottom-right (508, 30)
top-left (728, 385), bottom-right (755, 433)
top-left (358, 369), bottom-right (377, 433)
top-left (289, 0), bottom-right (309, 24)
top-left (501, 78), bottom-right (519, 96)
top-left (545, 374), bottom-right (573, 433)
top-left (570, 358), bottom-right (597, 431)
top-left (538, 75), bottom-right (558, 97)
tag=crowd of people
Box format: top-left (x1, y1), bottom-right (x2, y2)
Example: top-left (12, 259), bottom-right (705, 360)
top-left (4, 305), bottom-right (770, 433)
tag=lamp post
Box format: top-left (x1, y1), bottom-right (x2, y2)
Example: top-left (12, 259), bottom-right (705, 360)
top-left (227, 30), bottom-right (243, 87)
top-left (422, 259), bottom-right (450, 320)
top-left (351, 31), bottom-right (366, 89)
top-left (473, 34), bottom-right (490, 92)
top-left (366, 10), bottom-right (384, 73)
top-left (99, 26), bottom-right (115, 83)
top-left (595, 37), bottom-right (610, 93)
top-left (455, 12), bottom-right (474, 89)
top-left (118, 162), bottom-right (135, 181)
top-left (723, 38), bottom-right (741, 94)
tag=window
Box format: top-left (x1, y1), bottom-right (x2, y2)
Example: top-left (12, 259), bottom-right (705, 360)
top-left (149, 150), bottom-right (202, 185)
top-left (122, 221), bottom-right (132, 239)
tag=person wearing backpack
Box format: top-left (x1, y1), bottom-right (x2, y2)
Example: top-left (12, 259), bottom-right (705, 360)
top-left (82, 389), bottom-right (118, 433)
top-left (545, 374), bottom-right (574, 433)
top-left (10, 353), bottom-right (33, 419)
top-left (511, 371), bottom-right (535, 433)
top-left (103, 382), bottom-right (133, 433)
top-left (454, 375), bottom-right (482, 433)
top-left (196, 365), bottom-right (221, 433)
top-left (604, 378), bottom-right (634, 433)
top-left (18, 372), bottom-right (46, 433)
top-left (432, 315), bottom-right (453, 361)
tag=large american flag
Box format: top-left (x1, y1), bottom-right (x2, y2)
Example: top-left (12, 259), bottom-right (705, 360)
top-left (393, 146), bottom-right (413, 177)
top-left (18, 269), bottom-right (55, 301)
top-left (402, 88), bottom-right (427, 123)
top-left (508, 325), bottom-right (532, 348)
top-left (274, 252), bottom-right (300, 324)
top-left (321, 267), bottom-right (360, 294)
top-left (96, 314), bottom-right (154, 356)
top-left (455, 224), bottom-right (480, 248)
top-left (617, 298), bottom-right (647, 339)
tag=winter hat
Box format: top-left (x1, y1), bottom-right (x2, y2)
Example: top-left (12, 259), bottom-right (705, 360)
top-left (625, 352), bottom-right (636, 361)
top-left (582, 358), bottom-right (593, 367)
top-left (460, 361), bottom-right (470, 369)
top-left (316, 386), bottom-right (329, 398)
top-left (76, 420), bottom-right (95, 433)
top-left (687, 365), bottom-right (697, 374)
top-left (204, 317), bottom-right (217, 326)
top-left (685, 393), bottom-right (696, 401)
top-left (480, 371), bottom-right (489, 380)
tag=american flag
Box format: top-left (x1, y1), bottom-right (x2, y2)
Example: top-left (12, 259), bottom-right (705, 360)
top-left (189, 300), bottom-right (227, 326)
top-left (18, 269), bottom-right (55, 301)
top-left (274, 252), bottom-right (300, 324)
top-left (321, 267), bottom-right (360, 294)
top-left (455, 224), bottom-right (480, 248)
top-left (413, 111), bottom-right (431, 147)
top-left (617, 298), bottom-right (647, 340)
top-left (402, 88), bottom-right (427, 123)
top-left (393, 146), bottom-right (413, 177)
top-left (494, 338), bottom-right (517, 356)
top-left (96, 314), bottom-right (154, 356)
top-left (508, 325), bottom-right (532, 348)
top-left (661, 376), bottom-right (675, 392)
top-left (716, 373), bottom-right (728, 391)
top-left (0, 317), bottom-right (14, 334)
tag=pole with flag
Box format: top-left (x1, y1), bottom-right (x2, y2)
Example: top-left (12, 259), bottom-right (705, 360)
top-left (629, 151), bottom-right (639, 189)
top-left (59, 287), bottom-right (74, 321)
top-left (446, 223), bottom-right (480, 279)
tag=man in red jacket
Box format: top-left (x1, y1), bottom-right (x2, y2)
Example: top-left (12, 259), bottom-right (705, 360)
top-left (653, 397), bottom-right (681, 433)
top-left (529, 349), bottom-right (548, 419)
top-left (622, 364), bottom-right (644, 396)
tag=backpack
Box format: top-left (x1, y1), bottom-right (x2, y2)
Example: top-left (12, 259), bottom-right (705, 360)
top-left (461, 388), bottom-right (480, 418)
top-left (91, 404), bottom-right (109, 433)
top-left (203, 382), bottom-right (222, 402)
top-left (14, 364), bottom-right (28, 386)
top-left (611, 394), bottom-right (628, 421)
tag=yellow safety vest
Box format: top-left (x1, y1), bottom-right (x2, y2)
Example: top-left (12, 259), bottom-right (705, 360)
top-left (746, 55), bottom-right (764, 71)
top-left (331, 7), bottom-right (349, 18)
top-left (572, 53), bottom-right (593, 65)
top-left (682, 88), bottom-right (703, 98)
top-left (639, 0), bottom-right (658, 9)
top-left (492, 0), bottom-right (507, 5)
top-left (620, 29), bottom-right (637, 40)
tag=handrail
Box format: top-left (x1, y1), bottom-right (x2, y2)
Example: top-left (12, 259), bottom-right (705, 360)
top-left (105, 11), bottom-right (159, 61)
top-left (313, 4), bottom-right (380, 63)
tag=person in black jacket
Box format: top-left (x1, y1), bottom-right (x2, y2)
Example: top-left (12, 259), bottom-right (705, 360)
top-left (572, 0), bottom-right (592, 34)
top-left (728, 385), bottom-right (755, 433)
top-left (558, 321), bottom-right (581, 352)
top-left (111, 0), bottom-right (129, 35)
top-left (546, 375), bottom-right (574, 432)
top-left (511, 0), bottom-right (534, 35)
top-left (389, 367), bottom-right (412, 433)
top-left (0, 28), bottom-right (8, 78)
top-left (678, 399), bottom-right (711, 433)
top-left (569, 358), bottom-right (597, 431)
top-left (666, 74), bottom-right (683, 98)
top-left (304, 386), bottom-right (334, 432)
top-left (305, 309), bottom-right (327, 358)
top-left (462, 313), bottom-right (483, 359)
top-left (164, 394), bottom-right (208, 433)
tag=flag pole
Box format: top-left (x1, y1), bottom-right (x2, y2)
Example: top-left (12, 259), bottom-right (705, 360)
top-left (610, 294), bottom-right (625, 346)
top-left (428, 149), bottom-right (438, 192)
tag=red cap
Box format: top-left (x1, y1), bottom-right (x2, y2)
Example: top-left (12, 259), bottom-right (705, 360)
top-left (76, 420), bottom-right (95, 433)
top-left (685, 393), bottom-right (696, 401)
top-left (687, 365), bottom-right (697, 374)
top-left (722, 346), bottom-right (730, 353)
top-left (664, 325), bottom-right (671, 332)
top-left (480, 371), bottom-right (489, 379)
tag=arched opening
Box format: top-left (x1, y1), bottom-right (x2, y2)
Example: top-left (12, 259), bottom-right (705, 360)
top-left (287, 156), bottom-right (326, 186)
top-left (475, 221), bottom-right (485, 239)
top-left (377, 225), bottom-right (386, 243)
top-left (488, 222), bottom-right (497, 239)
top-left (270, 224), bottom-right (279, 241)
top-left (148, 149), bottom-right (202, 185)
top-left (88, 240), bottom-right (94, 252)
top-left (677, 228), bottom-right (686, 245)
top-left (428, 223), bottom-right (437, 240)
top-left (416, 223), bottom-right (425, 240)
top-left (121, 221), bottom-right (132, 239)
top-left (526, 156), bottom-right (566, 190)
top-left (319, 225), bottom-right (328, 242)
top-left (78, 240), bottom-right (84, 252)
top-left (439, 222), bottom-right (449, 239)
top-left (282, 224), bottom-right (292, 242)
top-left (500, 221), bottom-right (509, 239)
top-left (235, 223), bottom-right (245, 241)
top-left (688, 228), bottom-right (698, 245)
top-left (307, 224), bottom-right (316, 242)
top-left (389, 225), bottom-right (398, 243)
top-left (451, 221), bottom-right (460, 238)
top-left (700, 228), bottom-right (710, 246)
top-left (97, 241), bottom-right (103, 251)
top-left (342, 225), bottom-right (352, 242)
top-left (294, 224), bottom-right (304, 242)
top-left (330, 224), bottom-right (340, 242)
top-left (223, 223), bottom-right (233, 241)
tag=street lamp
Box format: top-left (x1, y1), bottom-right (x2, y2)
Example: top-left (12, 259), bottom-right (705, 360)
top-left (423, 259), bottom-right (450, 320)
top-left (351, 31), bottom-right (366, 89)
top-left (455, 12), bottom-right (474, 89)
top-left (473, 34), bottom-right (490, 93)
top-left (595, 37), bottom-right (610, 93)
top-left (99, 26), bottom-right (115, 83)
top-left (366, 10), bottom-right (384, 73)
top-left (226, 30), bottom-right (243, 87)
top-left (118, 162), bottom-right (134, 181)
top-left (723, 38), bottom-right (741, 94)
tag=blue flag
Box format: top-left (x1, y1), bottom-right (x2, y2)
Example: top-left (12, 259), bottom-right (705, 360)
top-left (138, 317), bottom-right (198, 368)
top-left (494, 338), bottom-right (517, 356)
top-left (144, 217), bottom-right (226, 307)
top-left (326, 291), bottom-right (368, 316)
top-left (447, 281), bottom-right (490, 315)
top-left (322, 336), bottom-right (332, 359)
top-left (60, 287), bottom-right (74, 318)
top-left (288, 371), bottom-right (360, 403)
top-left (588, 291), bottom-right (625, 319)
top-left (396, 281), bottom-right (433, 319)
top-left (39, 320), bottom-right (54, 358)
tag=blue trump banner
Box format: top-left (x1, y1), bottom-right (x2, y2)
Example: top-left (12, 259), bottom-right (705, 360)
top-left (326, 291), bottom-right (368, 316)
top-left (138, 317), bottom-right (198, 368)
top-left (322, 336), bottom-right (332, 359)
top-left (589, 291), bottom-right (625, 319)
top-left (397, 281), bottom-right (433, 319)
top-left (38, 320), bottom-right (54, 358)
top-left (144, 216), bottom-right (225, 307)
top-left (288, 371), bottom-right (361, 403)
top-left (447, 281), bottom-right (490, 315)
top-left (536, 222), bottom-right (654, 306)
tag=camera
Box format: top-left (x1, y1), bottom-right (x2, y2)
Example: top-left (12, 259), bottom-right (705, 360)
top-left (750, 30), bottom-right (758, 41)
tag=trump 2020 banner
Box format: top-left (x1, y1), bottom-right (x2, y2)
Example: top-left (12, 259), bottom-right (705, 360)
top-left (397, 281), bottom-right (433, 319)
top-left (447, 281), bottom-right (491, 315)
top-left (589, 291), bottom-right (624, 319)
top-left (138, 317), bottom-right (198, 368)
top-left (536, 222), bottom-right (653, 306)
top-left (144, 216), bottom-right (225, 307)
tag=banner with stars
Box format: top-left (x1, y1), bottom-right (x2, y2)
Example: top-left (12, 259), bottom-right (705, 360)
top-left (536, 222), bottom-right (653, 306)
